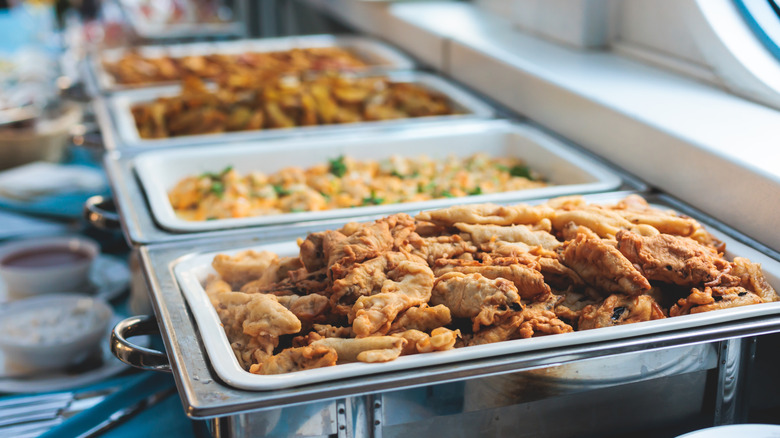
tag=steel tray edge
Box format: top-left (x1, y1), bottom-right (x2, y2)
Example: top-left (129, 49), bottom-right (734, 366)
top-left (138, 191), bottom-right (780, 418)
top-left (106, 119), bottom-right (629, 245)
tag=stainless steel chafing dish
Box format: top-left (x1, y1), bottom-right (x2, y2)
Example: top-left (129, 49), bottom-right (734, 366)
top-left (86, 34), bottom-right (416, 95)
top-left (95, 120), bottom-right (629, 245)
top-left (96, 70), bottom-right (496, 151)
top-left (111, 192), bottom-right (780, 437)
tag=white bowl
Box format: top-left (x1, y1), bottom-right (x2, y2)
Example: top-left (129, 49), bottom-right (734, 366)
top-left (676, 424), bottom-right (780, 437)
top-left (0, 235), bottom-right (99, 299)
top-left (0, 294), bottom-right (114, 370)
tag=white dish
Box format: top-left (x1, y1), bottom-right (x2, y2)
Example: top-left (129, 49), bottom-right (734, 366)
top-left (172, 200), bottom-right (780, 391)
top-left (0, 294), bottom-right (113, 371)
top-left (135, 122), bottom-right (621, 233)
top-left (0, 317), bottom-right (145, 393)
top-left (107, 71), bottom-right (496, 150)
top-left (0, 254), bottom-right (131, 303)
top-left (676, 424), bottom-right (780, 438)
top-left (93, 34), bottom-right (415, 93)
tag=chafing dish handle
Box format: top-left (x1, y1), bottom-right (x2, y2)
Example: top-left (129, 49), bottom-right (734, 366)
top-left (84, 195), bottom-right (122, 231)
top-left (111, 315), bottom-right (172, 373)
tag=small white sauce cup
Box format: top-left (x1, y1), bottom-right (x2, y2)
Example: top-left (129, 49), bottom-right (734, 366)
top-left (0, 294), bottom-right (114, 370)
top-left (0, 236), bottom-right (100, 299)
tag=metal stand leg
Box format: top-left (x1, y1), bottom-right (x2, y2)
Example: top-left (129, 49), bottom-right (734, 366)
top-left (714, 337), bottom-right (756, 425)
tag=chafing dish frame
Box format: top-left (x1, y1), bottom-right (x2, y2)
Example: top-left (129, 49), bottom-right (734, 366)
top-left (85, 34), bottom-right (417, 95)
top-left (99, 70), bottom-right (497, 151)
top-left (101, 119), bottom-right (637, 245)
top-left (133, 191), bottom-right (780, 420)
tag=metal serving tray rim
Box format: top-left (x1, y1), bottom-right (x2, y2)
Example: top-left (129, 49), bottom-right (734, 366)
top-left (170, 196), bottom-right (780, 391)
top-left (133, 121), bottom-right (622, 233)
top-left (139, 191), bottom-right (780, 417)
top-left (105, 70), bottom-right (496, 150)
top-left (90, 34), bottom-right (415, 93)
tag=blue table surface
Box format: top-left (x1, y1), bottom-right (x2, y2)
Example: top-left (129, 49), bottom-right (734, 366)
top-left (0, 146), bottom-right (202, 437)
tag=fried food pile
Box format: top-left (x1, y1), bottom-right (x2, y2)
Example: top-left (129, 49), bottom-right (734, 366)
top-left (204, 195), bottom-right (779, 375)
top-left (104, 47), bottom-right (369, 85)
top-left (132, 74), bottom-right (457, 139)
top-left (169, 154), bottom-right (546, 221)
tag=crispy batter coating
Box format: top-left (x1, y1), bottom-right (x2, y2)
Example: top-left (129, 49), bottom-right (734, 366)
top-left (560, 231), bottom-right (651, 296)
top-left (249, 345), bottom-right (338, 375)
top-left (206, 196), bottom-right (776, 375)
top-left (432, 272), bottom-right (523, 331)
top-left (311, 336), bottom-right (407, 363)
top-left (670, 286), bottom-right (764, 316)
top-left (389, 304), bottom-right (452, 334)
top-left (455, 223), bottom-right (561, 250)
top-left (212, 250), bottom-right (279, 289)
top-left (348, 254), bottom-right (434, 337)
top-left (616, 230), bottom-right (732, 287)
top-left (578, 294), bottom-right (666, 330)
top-left (434, 259), bottom-right (551, 301)
top-left (416, 203), bottom-right (554, 227)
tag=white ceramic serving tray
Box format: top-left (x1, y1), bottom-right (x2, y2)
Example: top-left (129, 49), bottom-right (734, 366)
top-left (93, 34), bottom-right (415, 93)
top-left (172, 196), bottom-right (780, 391)
top-left (134, 121), bottom-right (622, 233)
top-left (107, 71), bottom-right (496, 149)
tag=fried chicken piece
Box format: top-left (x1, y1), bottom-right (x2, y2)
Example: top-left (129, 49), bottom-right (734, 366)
top-left (434, 259), bottom-right (551, 301)
top-left (552, 206), bottom-right (634, 238)
top-left (276, 293), bottom-right (330, 323)
top-left (616, 230), bottom-right (733, 287)
top-left (249, 345), bottom-right (338, 375)
top-left (732, 257), bottom-right (780, 302)
top-left (670, 286), bottom-right (764, 316)
top-left (414, 220), bottom-right (448, 238)
top-left (241, 293), bottom-right (303, 338)
top-left (311, 324), bottom-right (354, 339)
top-left (330, 255), bottom-right (389, 314)
top-left (378, 213), bottom-right (420, 251)
top-left (311, 336), bottom-right (407, 363)
top-left (560, 231), bottom-right (651, 296)
top-left (230, 332), bottom-right (277, 370)
top-left (517, 299), bottom-right (574, 338)
top-left (212, 250), bottom-right (279, 289)
top-left (431, 272), bottom-right (523, 331)
top-left (299, 231), bottom-right (328, 272)
top-left (349, 254), bottom-right (435, 337)
top-left (389, 304), bottom-right (452, 334)
top-left (414, 234), bottom-right (478, 266)
top-left (415, 203), bottom-right (555, 227)
top-left (466, 313), bottom-right (525, 346)
top-left (537, 257), bottom-right (585, 289)
top-left (455, 223), bottom-right (561, 250)
top-left (204, 275), bottom-right (232, 306)
top-left (554, 291), bottom-right (600, 323)
top-left (239, 263), bottom-right (284, 293)
top-left (610, 194), bottom-right (698, 237)
top-left (326, 220), bottom-right (393, 280)
top-left (578, 293), bottom-right (666, 330)
top-left (392, 328), bottom-right (460, 355)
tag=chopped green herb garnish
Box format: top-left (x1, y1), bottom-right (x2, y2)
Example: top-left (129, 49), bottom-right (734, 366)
top-left (210, 181), bottom-right (225, 197)
top-left (329, 155), bottom-right (347, 177)
top-left (362, 190), bottom-right (385, 205)
top-left (272, 184), bottom-right (290, 197)
top-left (469, 186), bottom-right (483, 195)
top-left (509, 164), bottom-right (533, 179)
top-left (200, 165), bottom-right (233, 180)
top-left (495, 164), bottom-right (509, 172)
top-left (391, 170), bottom-right (405, 178)
top-left (290, 208), bottom-right (305, 213)
top-left (440, 190), bottom-right (455, 198)
top-left (206, 217), bottom-right (217, 221)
